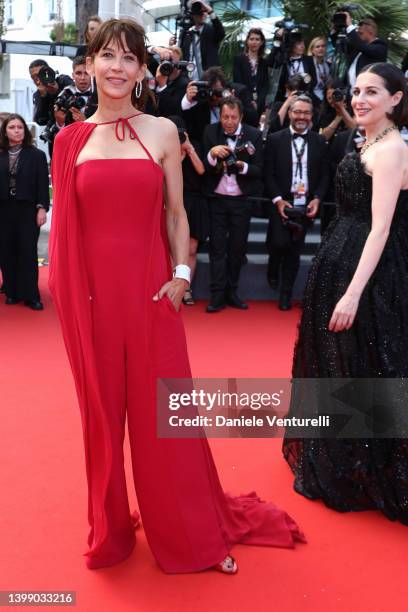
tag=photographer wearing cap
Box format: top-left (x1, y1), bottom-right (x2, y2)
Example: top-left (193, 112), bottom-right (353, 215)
top-left (264, 95), bottom-right (329, 310)
top-left (53, 56), bottom-right (93, 130)
top-left (179, 1), bottom-right (225, 80)
top-left (203, 97), bottom-right (263, 313)
top-left (182, 66), bottom-right (258, 141)
top-left (343, 13), bottom-right (387, 88)
top-left (154, 46), bottom-right (191, 119)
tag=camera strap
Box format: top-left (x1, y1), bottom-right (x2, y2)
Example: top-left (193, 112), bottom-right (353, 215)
top-left (190, 29), bottom-right (203, 79)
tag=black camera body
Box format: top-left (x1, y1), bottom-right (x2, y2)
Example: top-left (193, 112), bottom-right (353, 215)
top-left (332, 87), bottom-right (347, 102)
top-left (223, 141), bottom-right (254, 175)
top-left (332, 3), bottom-right (361, 32)
top-left (283, 205), bottom-right (308, 240)
top-left (55, 88), bottom-right (87, 113)
top-left (39, 121), bottom-right (59, 144)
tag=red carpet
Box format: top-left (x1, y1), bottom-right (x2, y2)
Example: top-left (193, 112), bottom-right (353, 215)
top-left (1, 268), bottom-right (407, 612)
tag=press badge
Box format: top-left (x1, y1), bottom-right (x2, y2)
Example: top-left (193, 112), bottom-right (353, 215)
top-left (293, 181), bottom-right (306, 206)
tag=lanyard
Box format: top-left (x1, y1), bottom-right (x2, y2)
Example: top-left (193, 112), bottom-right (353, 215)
top-left (292, 138), bottom-right (306, 180)
top-left (289, 59), bottom-right (302, 76)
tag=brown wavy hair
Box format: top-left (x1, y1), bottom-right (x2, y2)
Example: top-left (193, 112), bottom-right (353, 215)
top-left (0, 114), bottom-right (33, 150)
top-left (87, 18), bottom-right (148, 110)
top-left (244, 28), bottom-right (266, 58)
top-left (84, 15), bottom-right (103, 44)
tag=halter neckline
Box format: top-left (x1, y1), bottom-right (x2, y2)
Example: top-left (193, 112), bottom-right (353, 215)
top-left (93, 112), bottom-right (144, 126)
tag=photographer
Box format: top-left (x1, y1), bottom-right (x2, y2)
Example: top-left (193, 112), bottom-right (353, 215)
top-left (182, 66), bottom-right (258, 142)
top-left (154, 47), bottom-right (191, 119)
top-left (179, 0), bottom-right (225, 80)
top-left (267, 31), bottom-right (316, 102)
top-left (264, 95), bottom-right (328, 310)
top-left (342, 14), bottom-right (387, 88)
top-left (29, 59), bottom-right (73, 126)
top-left (267, 74), bottom-right (319, 135)
top-left (318, 78), bottom-right (356, 142)
top-left (53, 56), bottom-right (93, 131)
top-left (203, 97), bottom-right (263, 313)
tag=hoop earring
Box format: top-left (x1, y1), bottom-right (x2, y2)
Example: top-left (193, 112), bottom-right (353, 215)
top-left (135, 80), bottom-right (142, 98)
top-left (91, 77), bottom-right (95, 93)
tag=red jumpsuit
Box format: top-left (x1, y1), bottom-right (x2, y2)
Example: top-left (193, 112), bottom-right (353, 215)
top-left (50, 117), bottom-right (305, 572)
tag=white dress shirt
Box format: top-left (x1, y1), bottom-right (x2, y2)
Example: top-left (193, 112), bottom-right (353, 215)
top-left (273, 126), bottom-right (309, 205)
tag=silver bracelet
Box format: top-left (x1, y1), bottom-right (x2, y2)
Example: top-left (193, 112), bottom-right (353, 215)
top-left (173, 264), bottom-right (191, 284)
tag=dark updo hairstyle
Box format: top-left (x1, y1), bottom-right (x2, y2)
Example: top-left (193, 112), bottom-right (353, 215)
top-left (87, 18), bottom-right (148, 109)
top-left (360, 62), bottom-right (408, 128)
top-left (0, 114), bottom-right (33, 150)
top-left (244, 28), bottom-right (266, 58)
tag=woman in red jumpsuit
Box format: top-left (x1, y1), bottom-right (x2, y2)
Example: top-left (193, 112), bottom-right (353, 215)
top-left (49, 18), bottom-right (305, 573)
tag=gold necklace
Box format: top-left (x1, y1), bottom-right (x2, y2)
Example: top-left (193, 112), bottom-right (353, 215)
top-left (360, 125), bottom-right (399, 155)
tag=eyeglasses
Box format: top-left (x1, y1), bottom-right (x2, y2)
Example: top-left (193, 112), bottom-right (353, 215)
top-left (291, 110), bottom-right (313, 116)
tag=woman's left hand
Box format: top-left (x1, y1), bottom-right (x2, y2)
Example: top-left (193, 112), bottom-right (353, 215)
top-left (37, 208), bottom-right (47, 227)
top-left (152, 278), bottom-right (189, 311)
top-left (328, 293), bottom-right (359, 333)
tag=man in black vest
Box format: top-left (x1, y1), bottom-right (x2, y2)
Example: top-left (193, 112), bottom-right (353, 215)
top-left (203, 97), bottom-right (263, 312)
top-left (264, 95), bottom-right (329, 310)
top-left (180, 1), bottom-right (225, 80)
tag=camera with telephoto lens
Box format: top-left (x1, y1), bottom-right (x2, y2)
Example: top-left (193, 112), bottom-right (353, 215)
top-left (158, 59), bottom-right (195, 76)
top-left (332, 3), bottom-right (361, 33)
top-left (283, 205), bottom-right (308, 240)
top-left (223, 141), bottom-right (255, 175)
top-left (37, 66), bottom-right (58, 86)
top-left (192, 81), bottom-right (233, 102)
top-left (55, 89), bottom-right (87, 113)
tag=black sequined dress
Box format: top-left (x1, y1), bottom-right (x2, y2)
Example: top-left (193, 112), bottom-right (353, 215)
top-left (283, 152), bottom-right (408, 523)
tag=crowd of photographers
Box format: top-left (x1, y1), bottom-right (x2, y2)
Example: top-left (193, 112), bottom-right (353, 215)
top-left (24, 3), bottom-right (408, 312)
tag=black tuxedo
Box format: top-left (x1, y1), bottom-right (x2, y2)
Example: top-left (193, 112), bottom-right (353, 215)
top-left (203, 122), bottom-right (263, 196)
top-left (182, 81), bottom-right (259, 143)
top-left (266, 53), bottom-right (317, 102)
top-left (233, 53), bottom-right (269, 114)
top-left (264, 128), bottom-right (329, 297)
top-left (0, 146), bottom-right (50, 302)
top-left (202, 122), bottom-right (263, 304)
top-left (346, 31), bottom-right (388, 81)
top-left (180, 18), bottom-right (225, 74)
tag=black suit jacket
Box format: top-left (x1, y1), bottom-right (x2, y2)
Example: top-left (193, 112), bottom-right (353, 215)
top-left (180, 19), bottom-right (225, 71)
top-left (183, 81), bottom-right (258, 142)
top-left (233, 53), bottom-right (269, 113)
top-left (202, 122), bottom-right (263, 196)
top-left (0, 147), bottom-right (50, 210)
top-left (266, 53), bottom-right (317, 101)
top-left (157, 73), bottom-right (190, 118)
top-left (346, 31), bottom-right (388, 76)
top-left (264, 128), bottom-right (329, 205)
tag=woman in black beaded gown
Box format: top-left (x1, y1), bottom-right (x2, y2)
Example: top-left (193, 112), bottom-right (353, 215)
top-left (283, 63), bottom-right (408, 524)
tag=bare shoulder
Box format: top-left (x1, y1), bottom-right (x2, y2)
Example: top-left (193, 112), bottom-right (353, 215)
top-left (373, 138), bottom-right (406, 170)
top-left (153, 115), bottom-right (178, 135)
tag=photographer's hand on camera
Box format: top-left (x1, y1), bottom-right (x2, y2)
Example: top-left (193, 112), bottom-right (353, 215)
top-left (210, 145), bottom-right (231, 160)
top-left (70, 107), bottom-right (87, 122)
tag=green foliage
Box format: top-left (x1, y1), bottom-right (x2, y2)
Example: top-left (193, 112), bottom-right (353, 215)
top-left (50, 22), bottom-right (78, 45)
top-left (280, 0), bottom-right (408, 64)
top-left (218, 2), bottom-right (256, 79)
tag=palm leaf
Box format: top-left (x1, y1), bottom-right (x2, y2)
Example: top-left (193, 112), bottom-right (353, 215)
top-left (280, 0), bottom-right (408, 64)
